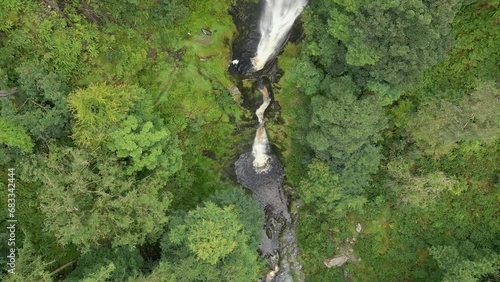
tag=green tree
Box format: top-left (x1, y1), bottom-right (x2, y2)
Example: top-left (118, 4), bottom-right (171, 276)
top-left (65, 247), bottom-right (143, 282)
top-left (318, 0), bottom-right (461, 87)
top-left (79, 264), bottom-right (115, 282)
top-left (67, 83), bottom-right (138, 149)
top-left (68, 83), bottom-right (182, 177)
top-left (107, 115), bottom-right (182, 177)
top-left (0, 235), bottom-right (51, 282)
top-left (161, 191), bottom-right (264, 282)
top-left (414, 1), bottom-right (500, 102)
top-left (0, 117), bottom-right (33, 153)
top-left (429, 245), bottom-right (500, 282)
top-left (27, 146), bottom-right (172, 250)
top-left (409, 81), bottom-right (500, 157)
top-left (285, 58), bottom-right (325, 96)
top-left (306, 76), bottom-right (385, 158)
top-left (132, 261), bottom-right (175, 282)
top-left (299, 159), bottom-right (366, 216)
top-left (207, 187), bottom-right (264, 248)
top-left (386, 156), bottom-right (467, 208)
top-left (288, 2), bottom-right (500, 281)
top-left (1, 62), bottom-right (71, 141)
top-left (168, 202), bottom-right (243, 265)
top-left (306, 76), bottom-right (386, 192)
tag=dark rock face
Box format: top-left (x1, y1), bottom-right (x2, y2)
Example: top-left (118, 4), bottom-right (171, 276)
top-left (234, 152), bottom-right (289, 220)
top-left (235, 152), bottom-right (299, 282)
top-left (235, 152), bottom-right (283, 189)
top-left (228, 1), bottom-right (261, 76)
top-left (228, 0), bottom-right (304, 78)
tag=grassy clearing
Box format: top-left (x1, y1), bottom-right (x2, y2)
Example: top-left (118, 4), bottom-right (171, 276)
top-left (150, 3), bottom-right (256, 209)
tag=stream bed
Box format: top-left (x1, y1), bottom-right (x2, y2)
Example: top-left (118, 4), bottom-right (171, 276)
top-left (228, 1), bottom-right (307, 281)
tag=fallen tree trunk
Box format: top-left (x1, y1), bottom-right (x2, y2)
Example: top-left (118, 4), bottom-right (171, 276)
top-left (0, 87), bottom-right (18, 97)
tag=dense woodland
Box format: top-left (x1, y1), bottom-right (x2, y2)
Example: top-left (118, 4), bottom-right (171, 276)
top-left (0, 0), bottom-right (498, 281)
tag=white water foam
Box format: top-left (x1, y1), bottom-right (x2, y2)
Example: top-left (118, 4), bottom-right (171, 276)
top-left (252, 87), bottom-right (272, 174)
top-left (252, 126), bottom-right (271, 174)
top-left (255, 86), bottom-right (271, 125)
top-left (251, 0), bottom-right (308, 71)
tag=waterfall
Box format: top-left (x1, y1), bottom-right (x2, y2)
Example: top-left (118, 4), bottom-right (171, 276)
top-left (255, 85), bottom-right (271, 125)
top-left (251, 0), bottom-right (308, 71)
top-left (252, 87), bottom-right (272, 174)
top-left (233, 2), bottom-right (308, 279)
top-left (252, 127), bottom-right (271, 174)
top-left (250, 0), bottom-right (307, 172)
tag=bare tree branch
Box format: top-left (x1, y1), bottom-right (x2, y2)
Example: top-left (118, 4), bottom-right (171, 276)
top-left (48, 260), bottom-right (76, 276)
top-left (0, 87), bottom-right (18, 97)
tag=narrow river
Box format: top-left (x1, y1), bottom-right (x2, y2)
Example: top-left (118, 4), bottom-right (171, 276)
top-left (228, 1), bottom-right (308, 281)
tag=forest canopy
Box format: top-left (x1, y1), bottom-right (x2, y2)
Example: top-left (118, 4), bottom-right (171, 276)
top-left (0, 0), bottom-right (499, 281)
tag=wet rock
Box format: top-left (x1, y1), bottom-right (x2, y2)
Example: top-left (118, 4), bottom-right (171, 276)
top-left (227, 84), bottom-right (241, 96)
top-left (235, 152), bottom-right (284, 195)
top-left (356, 223), bottom-right (362, 233)
top-left (228, 0), bottom-right (261, 77)
top-left (236, 150), bottom-right (303, 282)
top-left (324, 255), bottom-right (350, 268)
top-left (201, 28), bottom-right (212, 36)
top-left (234, 152), bottom-right (288, 221)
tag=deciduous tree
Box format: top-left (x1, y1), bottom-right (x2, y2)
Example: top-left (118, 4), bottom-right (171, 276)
top-left (429, 245), bottom-right (500, 282)
top-left (306, 76), bottom-right (386, 192)
top-left (67, 83), bottom-right (138, 149)
top-left (168, 202), bottom-right (243, 265)
top-left (28, 146), bottom-right (172, 250)
top-left (161, 191), bottom-right (264, 282)
top-left (1, 62), bottom-right (71, 141)
top-left (65, 246), bottom-right (143, 282)
top-left (0, 235), bottom-right (51, 282)
top-left (207, 187), bottom-right (264, 248)
top-left (299, 159), bottom-right (366, 216)
top-left (409, 81), bottom-right (500, 157)
top-left (312, 0), bottom-right (461, 88)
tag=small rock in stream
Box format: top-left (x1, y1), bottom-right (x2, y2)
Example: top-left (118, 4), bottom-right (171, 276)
top-left (201, 28), bottom-right (212, 36)
top-left (324, 255), bottom-right (350, 268)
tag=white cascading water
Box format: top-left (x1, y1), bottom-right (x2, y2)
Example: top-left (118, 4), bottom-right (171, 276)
top-left (250, 0), bottom-right (307, 173)
top-left (252, 87), bottom-right (272, 174)
top-left (252, 126), bottom-right (271, 174)
top-left (255, 86), bottom-right (271, 125)
top-left (251, 0), bottom-right (308, 71)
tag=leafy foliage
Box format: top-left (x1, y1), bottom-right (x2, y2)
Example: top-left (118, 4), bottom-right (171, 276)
top-left (280, 1), bottom-right (500, 281)
top-left (169, 202), bottom-right (243, 265)
top-left (1, 62), bottom-right (71, 141)
top-left (415, 1), bottom-right (500, 102)
top-left (306, 75), bottom-right (387, 193)
top-left (409, 81), bottom-right (500, 157)
top-left (0, 236), bottom-right (51, 282)
top-left (68, 84), bottom-right (138, 149)
top-left (429, 245), bottom-right (500, 282)
top-left (299, 159), bottom-right (366, 216)
top-left (208, 187), bottom-right (265, 249)
top-left (161, 190), bottom-right (264, 282)
top-left (107, 115), bottom-right (182, 177)
top-left (307, 0), bottom-right (461, 88)
top-left (0, 116), bottom-right (34, 153)
top-left (65, 247), bottom-right (143, 282)
top-left (28, 146), bottom-right (172, 250)
top-left (0, 0), bottom-right (498, 281)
